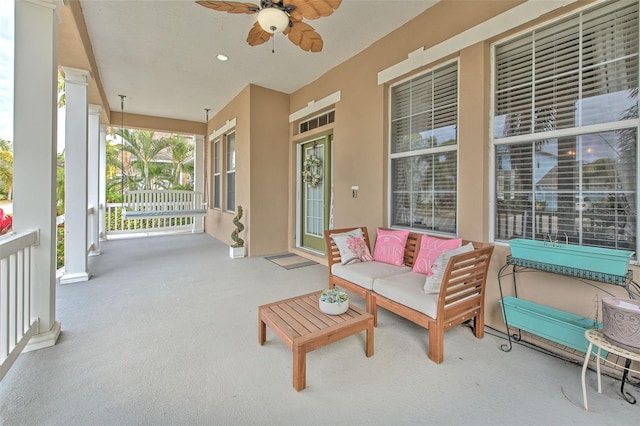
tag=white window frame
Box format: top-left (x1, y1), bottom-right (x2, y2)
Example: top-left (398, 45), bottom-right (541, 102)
top-left (225, 131), bottom-right (236, 213)
top-left (489, 0), bottom-right (640, 255)
top-left (212, 138), bottom-right (221, 210)
top-left (388, 59), bottom-right (460, 235)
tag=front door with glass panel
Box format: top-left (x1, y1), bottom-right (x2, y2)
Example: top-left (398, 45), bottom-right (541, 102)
top-left (300, 136), bottom-right (331, 252)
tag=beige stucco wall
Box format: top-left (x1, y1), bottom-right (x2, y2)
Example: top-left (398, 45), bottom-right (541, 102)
top-left (291, 54), bottom-right (388, 236)
top-left (248, 85), bottom-right (290, 256)
top-left (204, 84), bottom-right (290, 257)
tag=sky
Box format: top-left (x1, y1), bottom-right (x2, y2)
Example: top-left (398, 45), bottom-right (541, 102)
top-left (0, 0), bottom-right (14, 142)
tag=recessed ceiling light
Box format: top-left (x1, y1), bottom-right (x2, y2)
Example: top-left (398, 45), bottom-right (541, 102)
top-left (216, 54), bottom-right (229, 62)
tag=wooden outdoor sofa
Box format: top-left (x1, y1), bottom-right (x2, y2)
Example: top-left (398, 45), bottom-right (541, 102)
top-left (324, 227), bottom-right (494, 364)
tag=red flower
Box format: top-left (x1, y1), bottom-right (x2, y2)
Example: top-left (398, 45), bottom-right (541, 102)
top-left (0, 208), bottom-right (12, 236)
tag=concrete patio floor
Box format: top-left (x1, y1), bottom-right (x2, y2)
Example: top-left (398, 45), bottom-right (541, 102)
top-left (0, 233), bottom-right (638, 425)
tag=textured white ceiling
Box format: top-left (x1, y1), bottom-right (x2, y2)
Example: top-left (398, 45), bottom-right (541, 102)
top-left (79, 0), bottom-right (436, 124)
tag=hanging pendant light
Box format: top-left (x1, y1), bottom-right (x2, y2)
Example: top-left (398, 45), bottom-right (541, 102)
top-left (203, 107), bottom-right (211, 206)
top-left (118, 94), bottom-right (126, 200)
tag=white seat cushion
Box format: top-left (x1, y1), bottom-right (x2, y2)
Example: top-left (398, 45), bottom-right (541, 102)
top-left (332, 261), bottom-right (410, 290)
top-left (373, 271), bottom-right (439, 318)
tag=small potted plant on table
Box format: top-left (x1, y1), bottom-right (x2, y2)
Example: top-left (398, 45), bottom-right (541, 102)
top-left (319, 286), bottom-right (350, 315)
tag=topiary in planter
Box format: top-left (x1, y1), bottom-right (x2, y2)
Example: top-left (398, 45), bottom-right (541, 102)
top-left (231, 205), bottom-right (244, 248)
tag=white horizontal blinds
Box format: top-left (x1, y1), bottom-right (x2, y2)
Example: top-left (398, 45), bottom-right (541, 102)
top-left (226, 132), bottom-right (236, 212)
top-left (581, 1), bottom-right (639, 125)
top-left (390, 152), bottom-right (457, 233)
top-left (493, 0), bottom-right (639, 251)
top-left (495, 17), bottom-right (582, 136)
top-left (390, 62), bottom-right (458, 233)
top-left (391, 62), bottom-right (458, 153)
top-left (391, 82), bottom-right (412, 153)
top-left (432, 64), bottom-right (458, 145)
top-left (534, 16), bottom-right (580, 132)
top-left (495, 34), bottom-right (533, 137)
top-left (495, 143), bottom-right (534, 239)
top-left (213, 140), bottom-right (221, 209)
top-left (410, 73), bottom-right (433, 150)
top-left (495, 1), bottom-right (639, 138)
top-left (391, 156), bottom-right (411, 224)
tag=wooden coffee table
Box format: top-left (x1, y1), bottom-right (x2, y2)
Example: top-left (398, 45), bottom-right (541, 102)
top-left (258, 291), bottom-right (374, 391)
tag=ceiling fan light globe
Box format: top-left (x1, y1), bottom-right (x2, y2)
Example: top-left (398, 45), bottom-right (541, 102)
top-left (257, 8), bottom-right (289, 34)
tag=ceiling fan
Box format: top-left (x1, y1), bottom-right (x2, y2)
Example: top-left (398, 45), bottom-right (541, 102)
top-left (196, 0), bottom-right (342, 52)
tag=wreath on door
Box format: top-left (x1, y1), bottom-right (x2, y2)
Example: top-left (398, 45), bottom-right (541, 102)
top-left (302, 148), bottom-right (322, 188)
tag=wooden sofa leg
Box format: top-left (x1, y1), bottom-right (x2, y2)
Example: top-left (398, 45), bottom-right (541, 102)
top-left (428, 327), bottom-right (444, 364)
top-left (474, 314), bottom-right (485, 339)
top-left (366, 294), bottom-right (378, 327)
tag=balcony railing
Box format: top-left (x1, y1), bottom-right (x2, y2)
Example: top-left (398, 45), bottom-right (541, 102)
top-left (0, 229), bottom-right (39, 381)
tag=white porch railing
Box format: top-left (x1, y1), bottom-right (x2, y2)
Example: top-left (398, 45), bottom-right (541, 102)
top-left (0, 229), bottom-right (39, 381)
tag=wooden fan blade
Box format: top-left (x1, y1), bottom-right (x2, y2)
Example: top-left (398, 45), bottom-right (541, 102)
top-left (196, 1), bottom-right (260, 14)
top-left (286, 21), bottom-right (323, 52)
top-left (285, 0), bottom-right (342, 21)
top-left (247, 21), bottom-right (272, 46)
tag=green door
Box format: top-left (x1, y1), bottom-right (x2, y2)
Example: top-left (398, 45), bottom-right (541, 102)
top-left (300, 136), bottom-right (331, 252)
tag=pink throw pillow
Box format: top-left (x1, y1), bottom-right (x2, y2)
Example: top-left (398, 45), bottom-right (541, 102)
top-left (413, 236), bottom-right (462, 276)
top-left (373, 228), bottom-right (410, 266)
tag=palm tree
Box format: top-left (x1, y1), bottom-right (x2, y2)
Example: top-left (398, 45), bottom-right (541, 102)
top-left (105, 141), bottom-right (124, 202)
top-left (115, 129), bottom-right (170, 190)
top-left (165, 134), bottom-right (194, 188)
top-left (57, 70), bottom-right (65, 108)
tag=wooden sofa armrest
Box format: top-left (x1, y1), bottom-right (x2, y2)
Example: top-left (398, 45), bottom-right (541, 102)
top-left (437, 243), bottom-right (495, 332)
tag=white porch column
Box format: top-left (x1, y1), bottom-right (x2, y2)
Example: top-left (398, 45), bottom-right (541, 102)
top-left (87, 104), bottom-right (101, 255)
top-left (60, 67), bottom-right (91, 284)
top-left (12, 0), bottom-right (61, 350)
top-left (99, 124), bottom-right (107, 240)
top-left (193, 134), bottom-right (205, 233)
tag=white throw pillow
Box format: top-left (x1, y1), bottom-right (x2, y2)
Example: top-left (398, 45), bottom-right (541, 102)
top-left (424, 243), bottom-right (474, 294)
top-left (331, 228), bottom-right (374, 265)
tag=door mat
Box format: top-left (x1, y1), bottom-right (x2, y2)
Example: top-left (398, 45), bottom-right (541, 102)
top-left (264, 253), bottom-right (318, 270)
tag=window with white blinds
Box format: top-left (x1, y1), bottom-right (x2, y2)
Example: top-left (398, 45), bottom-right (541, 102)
top-left (390, 61), bottom-right (458, 233)
top-left (225, 132), bottom-right (236, 213)
top-left (493, 0), bottom-right (638, 252)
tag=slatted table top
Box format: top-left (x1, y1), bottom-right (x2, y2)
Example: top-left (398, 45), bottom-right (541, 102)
top-left (259, 291), bottom-right (372, 348)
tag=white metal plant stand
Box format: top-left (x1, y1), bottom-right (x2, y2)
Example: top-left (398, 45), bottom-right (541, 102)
top-left (581, 329), bottom-right (640, 411)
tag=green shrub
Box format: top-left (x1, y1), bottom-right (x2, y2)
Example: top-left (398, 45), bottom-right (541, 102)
top-left (56, 227), bottom-right (64, 270)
